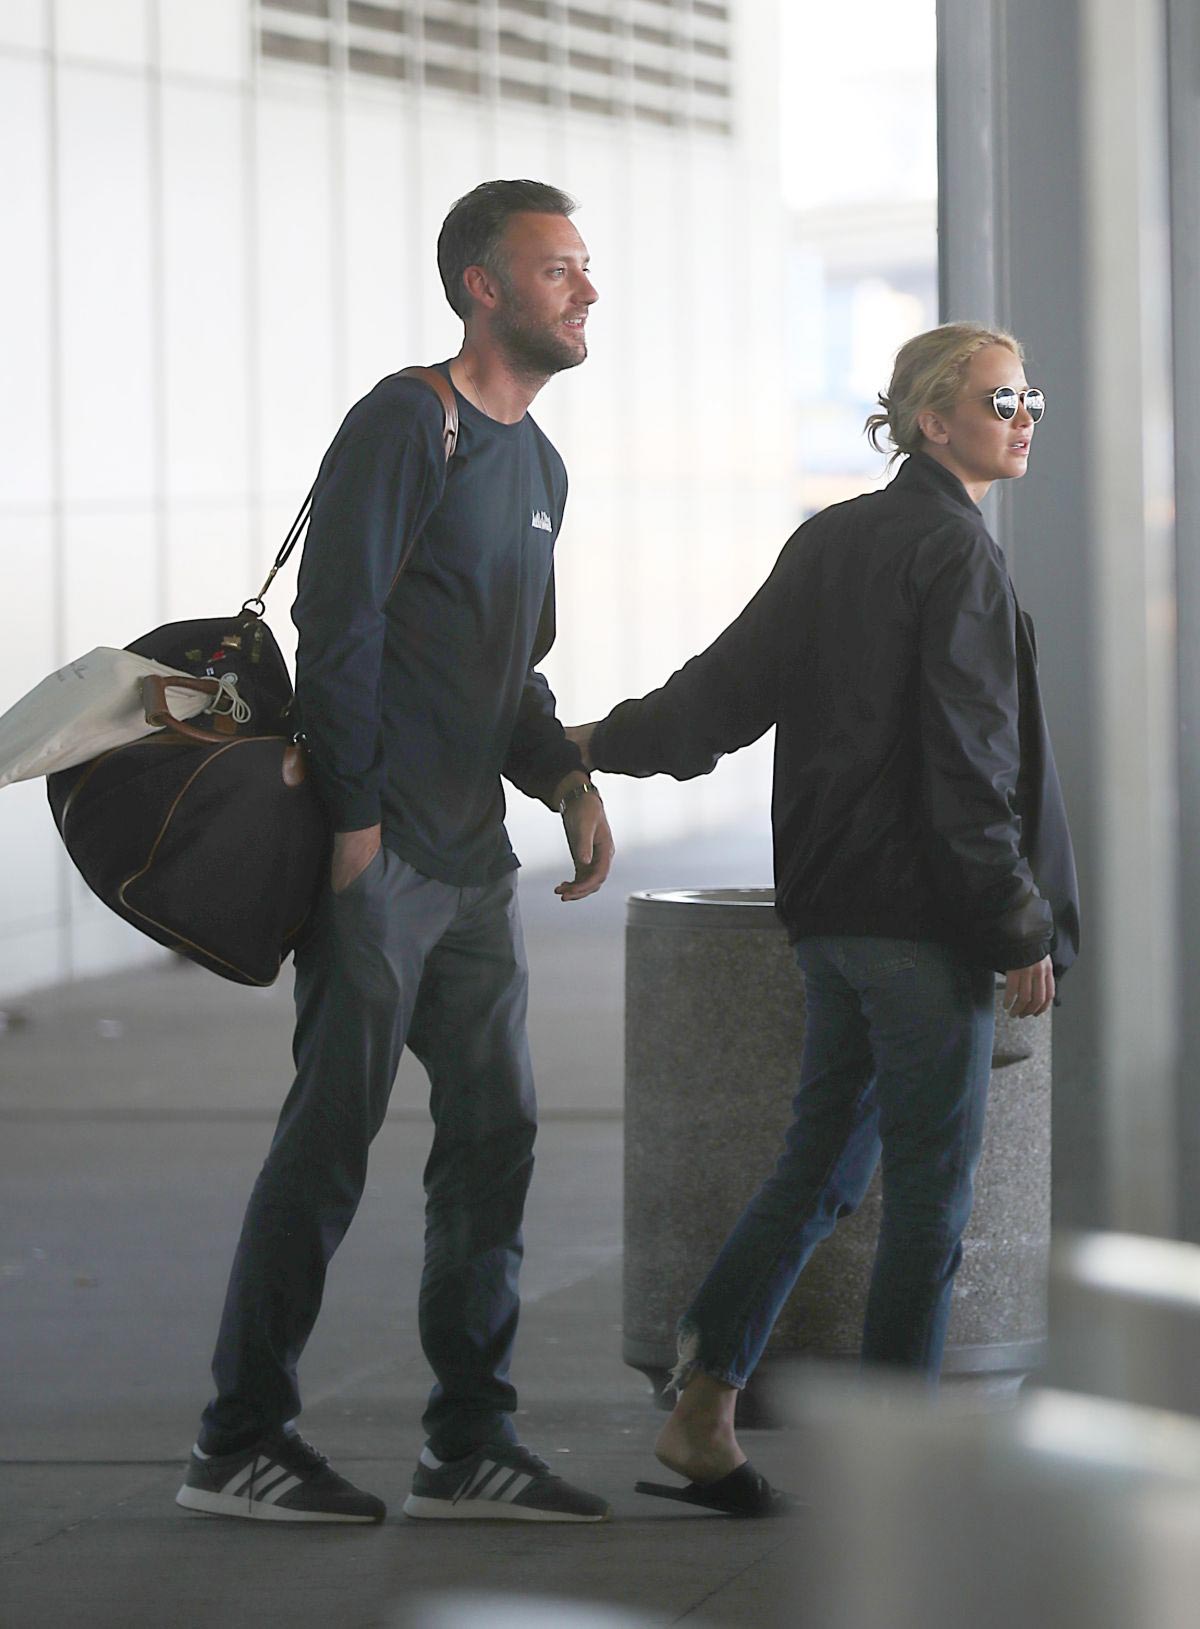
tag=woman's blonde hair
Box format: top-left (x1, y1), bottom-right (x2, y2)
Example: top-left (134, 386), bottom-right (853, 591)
top-left (864, 321), bottom-right (1024, 464)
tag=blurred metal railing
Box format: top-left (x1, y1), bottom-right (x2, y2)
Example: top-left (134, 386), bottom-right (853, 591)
top-left (793, 1372), bottom-right (1200, 1629)
top-left (1047, 1230), bottom-right (1200, 1415)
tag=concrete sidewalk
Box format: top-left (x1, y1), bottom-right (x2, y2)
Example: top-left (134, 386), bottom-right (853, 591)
top-left (0, 828), bottom-right (811, 1629)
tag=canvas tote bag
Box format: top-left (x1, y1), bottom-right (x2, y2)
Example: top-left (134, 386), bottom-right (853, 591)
top-left (0, 647), bottom-right (231, 790)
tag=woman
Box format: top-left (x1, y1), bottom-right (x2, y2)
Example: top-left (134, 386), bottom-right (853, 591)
top-left (569, 322), bottom-right (1079, 1515)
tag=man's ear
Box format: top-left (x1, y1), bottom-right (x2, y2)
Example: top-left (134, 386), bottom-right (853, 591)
top-left (462, 263), bottom-right (501, 311)
top-left (916, 407), bottom-right (950, 447)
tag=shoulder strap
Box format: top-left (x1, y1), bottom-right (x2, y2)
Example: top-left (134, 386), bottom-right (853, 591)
top-left (245, 365), bottom-right (460, 613)
top-left (397, 365), bottom-right (459, 462)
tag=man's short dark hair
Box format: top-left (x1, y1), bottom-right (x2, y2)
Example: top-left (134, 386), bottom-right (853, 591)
top-left (437, 179), bottom-right (578, 319)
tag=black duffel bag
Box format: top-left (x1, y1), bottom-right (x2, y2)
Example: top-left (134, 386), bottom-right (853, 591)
top-left (47, 607), bottom-right (329, 986)
top-left (45, 364), bottom-right (459, 987)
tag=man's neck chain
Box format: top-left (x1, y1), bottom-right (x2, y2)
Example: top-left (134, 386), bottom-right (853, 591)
top-left (463, 361), bottom-right (493, 419)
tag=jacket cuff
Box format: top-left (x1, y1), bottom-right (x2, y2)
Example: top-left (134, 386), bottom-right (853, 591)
top-left (991, 939), bottom-right (1054, 972)
top-left (589, 717), bottom-right (614, 771)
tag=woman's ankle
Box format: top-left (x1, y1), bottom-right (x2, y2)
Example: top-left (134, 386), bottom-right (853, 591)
top-left (673, 1371), bottom-right (738, 1426)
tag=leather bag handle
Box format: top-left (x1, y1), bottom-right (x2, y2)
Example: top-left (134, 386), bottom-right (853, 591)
top-left (140, 676), bottom-right (309, 783)
top-left (141, 674), bottom-right (231, 746)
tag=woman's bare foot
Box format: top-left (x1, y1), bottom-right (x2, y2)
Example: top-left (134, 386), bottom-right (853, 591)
top-left (653, 1373), bottom-right (747, 1485)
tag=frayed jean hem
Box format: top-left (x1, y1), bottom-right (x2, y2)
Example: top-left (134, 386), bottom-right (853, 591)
top-left (665, 1320), bottom-right (747, 1397)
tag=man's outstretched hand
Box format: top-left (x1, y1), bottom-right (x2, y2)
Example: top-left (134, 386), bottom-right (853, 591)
top-left (564, 722), bottom-right (597, 771)
top-left (552, 769), bottom-right (614, 901)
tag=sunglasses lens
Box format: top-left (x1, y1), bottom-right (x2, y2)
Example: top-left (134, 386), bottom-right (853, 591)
top-left (992, 388), bottom-right (1018, 420)
top-left (1025, 389), bottom-right (1046, 421)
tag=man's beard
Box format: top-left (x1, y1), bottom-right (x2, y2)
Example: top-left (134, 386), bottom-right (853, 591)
top-left (492, 285), bottom-right (586, 381)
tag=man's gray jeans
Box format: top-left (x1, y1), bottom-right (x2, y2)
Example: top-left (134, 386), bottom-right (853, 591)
top-left (199, 845), bottom-right (538, 1461)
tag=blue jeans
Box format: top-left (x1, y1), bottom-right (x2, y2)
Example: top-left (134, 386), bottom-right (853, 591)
top-left (675, 936), bottom-right (995, 1386)
top-left (199, 848), bottom-right (537, 1460)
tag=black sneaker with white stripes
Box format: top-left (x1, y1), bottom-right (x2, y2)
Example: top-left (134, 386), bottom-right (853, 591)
top-left (175, 1430), bottom-right (385, 1524)
top-left (402, 1443), bottom-right (610, 1523)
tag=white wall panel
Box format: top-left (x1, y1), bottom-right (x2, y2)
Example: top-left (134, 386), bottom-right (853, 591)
top-left (0, 0), bottom-right (47, 53)
top-left (66, 864), bottom-right (165, 981)
top-left (56, 65), bottom-right (156, 506)
top-left (498, 792), bottom-right (566, 876)
top-left (61, 510), bottom-right (159, 656)
top-left (698, 738), bottom-right (774, 834)
top-left (0, 513), bottom-right (56, 707)
top-left (545, 469), bottom-right (627, 713)
top-left (0, 922), bottom-right (63, 1001)
top-left (620, 138), bottom-right (690, 778)
top-left (342, 98), bottom-right (413, 393)
top-left (161, 504), bottom-right (251, 619)
top-left (0, 780), bottom-right (61, 935)
top-left (160, 81), bottom-right (250, 502)
top-left (254, 489), bottom-right (304, 671)
top-left (684, 149), bottom-right (738, 450)
top-left (490, 108), bottom-right (555, 186)
top-left (547, 132), bottom-right (630, 728)
top-left (623, 137), bottom-right (686, 480)
top-left (512, 121), bottom-right (621, 729)
top-left (254, 92), bottom-right (338, 500)
top-left (55, 0), bottom-right (149, 68)
top-left (157, 0), bottom-right (246, 84)
top-left (0, 512), bottom-right (63, 997)
top-left (0, 57), bottom-right (54, 510)
top-left (550, 129), bottom-right (621, 467)
top-left (415, 100), bottom-right (490, 344)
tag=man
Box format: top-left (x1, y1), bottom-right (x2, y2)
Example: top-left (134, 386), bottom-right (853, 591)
top-left (176, 180), bottom-right (614, 1525)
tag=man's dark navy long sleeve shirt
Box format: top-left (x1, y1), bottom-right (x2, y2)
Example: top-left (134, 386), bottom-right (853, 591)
top-left (293, 365), bottom-right (583, 887)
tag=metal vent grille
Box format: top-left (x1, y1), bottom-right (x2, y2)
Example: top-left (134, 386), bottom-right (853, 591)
top-left (258, 0), bottom-right (734, 136)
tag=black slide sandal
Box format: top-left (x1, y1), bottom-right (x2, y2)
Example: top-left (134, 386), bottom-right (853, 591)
top-left (634, 1462), bottom-right (792, 1517)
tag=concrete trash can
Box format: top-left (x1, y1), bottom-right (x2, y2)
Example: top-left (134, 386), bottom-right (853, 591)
top-left (622, 888), bottom-right (1051, 1405)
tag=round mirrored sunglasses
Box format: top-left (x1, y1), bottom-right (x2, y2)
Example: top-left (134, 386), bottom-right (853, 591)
top-left (978, 386), bottom-right (1046, 422)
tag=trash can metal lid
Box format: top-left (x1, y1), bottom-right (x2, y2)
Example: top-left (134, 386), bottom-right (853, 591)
top-left (626, 887), bottom-right (781, 929)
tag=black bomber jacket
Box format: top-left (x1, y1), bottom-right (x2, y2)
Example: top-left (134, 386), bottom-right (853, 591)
top-left (590, 452), bottom-right (1080, 975)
